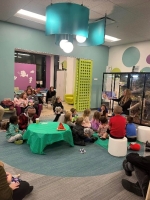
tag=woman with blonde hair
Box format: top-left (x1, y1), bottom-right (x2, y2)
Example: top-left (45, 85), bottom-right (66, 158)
top-left (112, 89), bottom-right (132, 115)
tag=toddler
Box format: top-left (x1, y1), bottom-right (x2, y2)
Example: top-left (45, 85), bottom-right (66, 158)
top-left (6, 116), bottom-right (24, 144)
top-left (64, 111), bottom-right (75, 130)
top-left (72, 117), bottom-right (97, 146)
top-left (70, 108), bottom-right (78, 122)
top-left (98, 104), bottom-right (108, 118)
top-left (126, 116), bottom-right (137, 142)
top-left (91, 111), bottom-right (101, 132)
top-left (82, 109), bottom-right (91, 128)
top-left (53, 97), bottom-right (64, 122)
top-left (98, 116), bottom-right (109, 140)
top-left (109, 106), bottom-right (126, 139)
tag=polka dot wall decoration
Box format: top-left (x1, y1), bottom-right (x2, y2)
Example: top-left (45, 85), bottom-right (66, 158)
top-left (122, 47), bottom-right (140, 67)
top-left (140, 67), bottom-right (150, 72)
top-left (111, 68), bottom-right (121, 72)
top-left (146, 55), bottom-right (150, 64)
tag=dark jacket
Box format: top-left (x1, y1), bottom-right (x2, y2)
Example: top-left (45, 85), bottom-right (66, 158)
top-left (72, 124), bottom-right (87, 146)
top-left (113, 95), bottom-right (132, 115)
top-left (126, 153), bottom-right (150, 178)
top-left (46, 90), bottom-right (56, 103)
top-left (53, 102), bottom-right (64, 113)
top-left (0, 166), bottom-right (13, 200)
top-left (18, 113), bottom-right (38, 130)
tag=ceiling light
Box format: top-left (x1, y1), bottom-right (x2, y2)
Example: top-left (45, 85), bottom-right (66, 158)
top-left (63, 42), bottom-right (74, 53)
top-left (59, 40), bottom-right (68, 49)
top-left (18, 53), bottom-right (30, 56)
top-left (105, 35), bottom-right (121, 42)
top-left (15, 9), bottom-right (46, 24)
top-left (76, 35), bottom-right (86, 43)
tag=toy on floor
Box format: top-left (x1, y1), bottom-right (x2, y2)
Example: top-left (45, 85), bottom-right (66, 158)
top-left (11, 174), bottom-right (21, 183)
top-left (57, 122), bottom-right (66, 131)
top-left (80, 148), bottom-right (86, 154)
top-left (128, 142), bottom-right (141, 151)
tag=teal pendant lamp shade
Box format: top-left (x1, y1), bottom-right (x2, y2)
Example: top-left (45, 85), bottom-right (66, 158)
top-left (46, 3), bottom-right (89, 38)
top-left (78, 18), bottom-right (106, 46)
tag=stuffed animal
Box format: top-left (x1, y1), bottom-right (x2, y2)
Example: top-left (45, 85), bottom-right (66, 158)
top-left (128, 143), bottom-right (141, 151)
top-left (55, 107), bottom-right (62, 114)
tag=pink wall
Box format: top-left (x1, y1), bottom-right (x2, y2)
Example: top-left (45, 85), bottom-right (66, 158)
top-left (14, 63), bottom-right (36, 90)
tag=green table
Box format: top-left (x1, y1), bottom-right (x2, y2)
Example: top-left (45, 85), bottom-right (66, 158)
top-left (23, 122), bottom-right (74, 154)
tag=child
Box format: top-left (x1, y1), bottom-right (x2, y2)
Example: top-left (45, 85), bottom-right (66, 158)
top-left (0, 161), bottom-right (33, 199)
top-left (98, 116), bottom-right (109, 140)
top-left (64, 111), bottom-right (75, 130)
top-left (19, 106), bottom-right (38, 130)
top-left (6, 116), bottom-right (24, 143)
top-left (109, 106), bottom-right (126, 139)
top-left (82, 109), bottom-right (91, 128)
top-left (14, 92), bottom-right (28, 113)
top-left (72, 117), bottom-right (97, 146)
top-left (126, 116), bottom-right (137, 142)
top-left (91, 111), bottom-right (101, 132)
top-left (53, 96), bottom-right (64, 122)
top-left (98, 104), bottom-right (108, 117)
top-left (70, 108), bottom-right (78, 122)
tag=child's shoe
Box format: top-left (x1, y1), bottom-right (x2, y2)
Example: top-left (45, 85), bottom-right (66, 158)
top-left (14, 140), bottom-right (23, 145)
top-left (99, 137), bottom-right (106, 140)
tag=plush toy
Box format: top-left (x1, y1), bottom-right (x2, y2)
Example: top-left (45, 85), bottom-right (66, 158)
top-left (128, 143), bottom-right (141, 151)
top-left (84, 128), bottom-right (94, 137)
top-left (55, 107), bottom-right (62, 114)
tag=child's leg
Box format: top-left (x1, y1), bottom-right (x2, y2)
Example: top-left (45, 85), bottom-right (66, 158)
top-left (7, 134), bottom-right (22, 143)
top-left (102, 132), bottom-right (108, 139)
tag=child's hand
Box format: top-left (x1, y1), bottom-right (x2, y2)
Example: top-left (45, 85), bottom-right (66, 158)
top-left (6, 172), bottom-right (12, 184)
top-left (9, 182), bottom-right (20, 190)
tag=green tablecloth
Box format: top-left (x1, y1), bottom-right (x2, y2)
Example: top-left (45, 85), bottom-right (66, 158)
top-left (23, 122), bottom-right (74, 154)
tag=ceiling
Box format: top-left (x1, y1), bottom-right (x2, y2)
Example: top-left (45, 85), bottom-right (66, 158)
top-left (1, 0), bottom-right (150, 47)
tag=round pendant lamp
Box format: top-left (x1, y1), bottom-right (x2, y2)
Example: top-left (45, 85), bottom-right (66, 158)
top-left (76, 35), bottom-right (86, 43)
top-left (59, 39), bottom-right (68, 49)
top-left (63, 42), bottom-right (74, 53)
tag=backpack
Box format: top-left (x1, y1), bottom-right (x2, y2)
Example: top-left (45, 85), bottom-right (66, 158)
top-left (1, 99), bottom-right (14, 110)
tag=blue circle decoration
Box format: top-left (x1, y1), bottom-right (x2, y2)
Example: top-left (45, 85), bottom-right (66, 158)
top-left (140, 67), bottom-right (150, 72)
top-left (122, 47), bottom-right (140, 67)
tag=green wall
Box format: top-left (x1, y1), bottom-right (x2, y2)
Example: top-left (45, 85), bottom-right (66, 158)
top-left (0, 21), bottom-right (109, 108)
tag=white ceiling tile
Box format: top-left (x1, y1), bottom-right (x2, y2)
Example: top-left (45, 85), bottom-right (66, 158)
top-left (24, 2), bottom-right (46, 15)
top-left (89, 10), bottom-right (103, 20)
top-left (8, 17), bottom-right (45, 31)
top-left (109, 0), bottom-right (149, 8)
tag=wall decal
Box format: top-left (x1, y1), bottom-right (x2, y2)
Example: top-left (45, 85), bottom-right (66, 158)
top-left (29, 77), bottom-right (33, 83)
top-left (30, 70), bottom-right (34, 73)
top-left (140, 67), bottom-right (150, 72)
top-left (14, 76), bottom-right (17, 80)
top-left (122, 47), bottom-right (140, 67)
top-left (111, 68), bottom-right (121, 72)
top-left (18, 70), bottom-right (28, 77)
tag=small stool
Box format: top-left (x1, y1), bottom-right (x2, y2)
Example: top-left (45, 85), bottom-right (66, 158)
top-left (146, 182), bottom-right (150, 200)
top-left (137, 126), bottom-right (150, 143)
top-left (108, 137), bottom-right (127, 157)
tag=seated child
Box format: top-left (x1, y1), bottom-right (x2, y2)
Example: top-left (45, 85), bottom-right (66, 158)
top-left (6, 116), bottom-right (24, 143)
top-left (82, 109), bottom-right (91, 128)
top-left (18, 106), bottom-right (38, 130)
top-left (53, 97), bottom-right (64, 122)
top-left (64, 111), bottom-right (75, 130)
top-left (0, 161), bottom-right (33, 198)
top-left (109, 106), bottom-right (126, 139)
top-left (72, 117), bottom-right (97, 146)
top-left (91, 111), bottom-right (101, 132)
top-left (126, 116), bottom-right (137, 142)
top-left (98, 104), bottom-right (108, 118)
top-left (98, 116), bottom-right (109, 140)
top-left (70, 108), bottom-right (78, 122)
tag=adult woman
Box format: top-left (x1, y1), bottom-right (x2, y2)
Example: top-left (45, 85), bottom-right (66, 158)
top-left (112, 89), bottom-right (132, 115)
top-left (98, 104), bottom-right (108, 118)
top-left (26, 88), bottom-right (39, 115)
top-left (46, 86), bottom-right (56, 105)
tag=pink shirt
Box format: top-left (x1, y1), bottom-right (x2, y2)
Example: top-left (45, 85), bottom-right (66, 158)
top-left (98, 124), bottom-right (109, 136)
top-left (14, 98), bottom-right (28, 107)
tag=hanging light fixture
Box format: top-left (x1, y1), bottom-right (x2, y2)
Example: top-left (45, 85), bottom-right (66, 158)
top-left (46, 3), bottom-right (106, 53)
top-left (76, 35), bottom-right (86, 43)
top-left (63, 42), bottom-right (74, 53)
top-left (59, 39), bottom-right (68, 49)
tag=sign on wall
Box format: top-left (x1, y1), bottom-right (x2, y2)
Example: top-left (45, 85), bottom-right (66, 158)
top-left (14, 63), bottom-right (36, 90)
